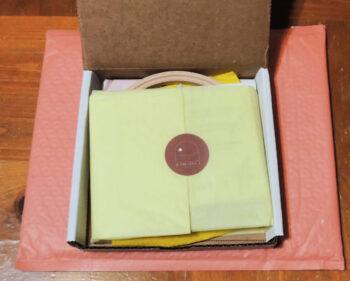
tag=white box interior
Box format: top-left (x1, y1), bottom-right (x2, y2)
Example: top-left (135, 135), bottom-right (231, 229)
top-left (67, 68), bottom-right (283, 248)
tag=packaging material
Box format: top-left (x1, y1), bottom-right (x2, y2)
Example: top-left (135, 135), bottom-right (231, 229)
top-left (77, 0), bottom-right (271, 78)
top-left (89, 88), bottom-right (192, 241)
top-left (89, 85), bottom-right (273, 242)
top-left (16, 25), bottom-right (344, 271)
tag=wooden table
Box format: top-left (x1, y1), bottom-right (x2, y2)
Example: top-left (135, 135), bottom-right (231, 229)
top-left (0, 1), bottom-right (349, 280)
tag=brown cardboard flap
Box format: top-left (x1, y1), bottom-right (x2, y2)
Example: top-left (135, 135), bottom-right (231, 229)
top-left (77, 0), bottom-right (271, 78)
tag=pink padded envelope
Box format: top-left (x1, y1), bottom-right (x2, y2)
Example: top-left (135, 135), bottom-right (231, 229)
top-left (16, 25), bottom-right (344, 271)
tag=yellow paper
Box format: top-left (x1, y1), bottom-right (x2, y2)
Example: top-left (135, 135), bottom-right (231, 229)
top-left (111, 226), bottom-right (269, 247)
top-left (89, 88), bottom-right (191, 241)
top-left (184, 86), bottom-right (273, 231)
top-left (90, 85), bottom-right (273, 242)
top-left (112, 229), bottom-right (229, 247)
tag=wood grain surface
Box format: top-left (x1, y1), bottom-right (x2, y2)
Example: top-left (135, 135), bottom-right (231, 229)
top-left (0, 0), bottom-right (349, 280)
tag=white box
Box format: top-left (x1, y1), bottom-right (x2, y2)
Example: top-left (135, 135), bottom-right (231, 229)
top-left (67, 68), bottom-right (283, 250)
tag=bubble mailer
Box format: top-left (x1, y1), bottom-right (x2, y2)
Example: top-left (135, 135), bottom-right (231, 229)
top-left (15, 26), bottom-right (344, 271)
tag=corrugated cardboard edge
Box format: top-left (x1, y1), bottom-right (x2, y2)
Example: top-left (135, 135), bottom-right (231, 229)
top-left (67, 71), bottom-right (102, 246)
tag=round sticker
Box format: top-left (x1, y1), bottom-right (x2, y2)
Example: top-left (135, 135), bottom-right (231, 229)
top-left (165, 134), bottom-right (209, 176)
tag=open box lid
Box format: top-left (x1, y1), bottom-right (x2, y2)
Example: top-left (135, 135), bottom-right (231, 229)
top-left (77, 0), bottom-right (271, 78)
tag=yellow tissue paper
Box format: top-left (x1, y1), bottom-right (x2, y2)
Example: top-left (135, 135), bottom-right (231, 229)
top-left (90, 85), bottom-right (273, 242)
top-left (185, 86), bottom-right (273, 231)
top-left (112, 229), bottom-right (229, 248)
top-left (89, 89), bottom-right (191, 241)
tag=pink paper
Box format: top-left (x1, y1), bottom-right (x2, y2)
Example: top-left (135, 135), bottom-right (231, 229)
top-left (103, 79), bottom-right (139, 90)
top-left (16, 26), bottom-right (344, 271)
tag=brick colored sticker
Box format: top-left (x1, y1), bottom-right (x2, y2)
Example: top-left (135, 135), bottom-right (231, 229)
top-left (165, 134), bottom-right (209, 176)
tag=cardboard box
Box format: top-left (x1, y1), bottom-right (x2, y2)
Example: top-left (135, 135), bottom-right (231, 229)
top-left (67, 0), bottom-right (283, 250)
top-left (77, 0), bottom-right (271, 78)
